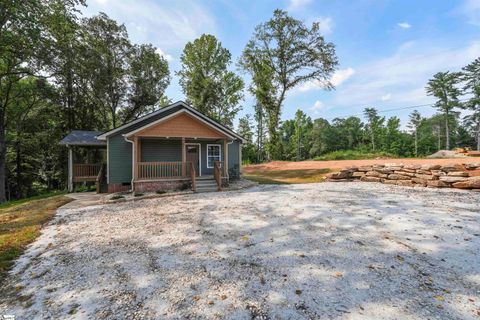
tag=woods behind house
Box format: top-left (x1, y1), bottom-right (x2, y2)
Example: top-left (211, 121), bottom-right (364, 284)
top-left (1, 2), bottom-right (480, 202)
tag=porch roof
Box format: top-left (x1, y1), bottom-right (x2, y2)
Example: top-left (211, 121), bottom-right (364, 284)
top-left (59, 130), bottom-right (106, 147)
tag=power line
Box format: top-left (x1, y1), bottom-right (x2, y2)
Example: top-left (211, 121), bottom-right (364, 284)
top-left (323, 98), bottom-right (469, 121)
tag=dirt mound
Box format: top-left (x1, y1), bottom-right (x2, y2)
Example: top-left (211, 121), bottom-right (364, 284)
top-left (427, 150), bottom-right (468, 159)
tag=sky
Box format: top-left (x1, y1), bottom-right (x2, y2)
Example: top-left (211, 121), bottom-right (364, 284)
top-left (81, 0), bottom-right (480, 127)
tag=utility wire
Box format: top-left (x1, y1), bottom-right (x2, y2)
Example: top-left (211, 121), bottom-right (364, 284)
top-left (323, 98), bottom-right (469, 121)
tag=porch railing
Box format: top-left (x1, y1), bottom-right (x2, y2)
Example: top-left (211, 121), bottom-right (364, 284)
top-left (73, 164), bottom-right (102, 182)
top-left (137, 161), bottom-right (192, 180)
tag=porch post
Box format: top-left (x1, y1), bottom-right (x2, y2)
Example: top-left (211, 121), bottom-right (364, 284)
top-left (223, 138), bottom-right (228, 177)
top-left (68, 146), bottom-right (73, 192)
top-left (181, 137), bottom-right (186, 176)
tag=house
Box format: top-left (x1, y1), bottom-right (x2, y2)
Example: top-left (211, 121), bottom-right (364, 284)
top-left (60, 101), bottom-right (245, 193)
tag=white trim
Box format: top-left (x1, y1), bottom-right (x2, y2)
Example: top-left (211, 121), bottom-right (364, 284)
top-left (185, 142), bottom-right (202, 176)
top-left (97, 101), bottom-right (246, 142)
top-left (206, 144), bottom-right (222, 169)
top-left (124, 109), bottom-right (237, 140)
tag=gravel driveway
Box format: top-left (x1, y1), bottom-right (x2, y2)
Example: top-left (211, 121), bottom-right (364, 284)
top-left (1, 182), bottom-right (480, 319)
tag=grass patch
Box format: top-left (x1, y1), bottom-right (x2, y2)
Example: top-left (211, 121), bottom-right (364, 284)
top-left (0, 195), bottom-right (72, 279)
top-left (0, 191), bottom-right (67, 210)
top-left (314, 150), bottom-right (395, 161)
top-left (243, 168), bottom-right (331, 184)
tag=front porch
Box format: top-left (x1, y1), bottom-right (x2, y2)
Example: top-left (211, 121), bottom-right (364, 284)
top-left (131, 137), bottom-right (229, 192)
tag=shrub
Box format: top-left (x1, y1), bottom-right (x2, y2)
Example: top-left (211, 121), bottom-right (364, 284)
top-left (314, 150), bottom-right (395, 161)
top-left (110, 195), bottom-right (125, 200)
top-left (155, 190), bottom-right (166, 194)
top-left (133, 192), bottom-right (144, 197)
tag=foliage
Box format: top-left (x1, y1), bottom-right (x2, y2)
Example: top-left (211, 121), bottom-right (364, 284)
top-left (177, 34), bottom-right (243, 127)
top-left (426, 71), bottom-right (461, 150)
top-left (240, 9), bottom-right (338, 159)
top-left (314, 150), bottom-right (395, 161)
top-left (461, 58), bottom-right (480, 150)
top-left (237, 115), bottom-right (256, 164)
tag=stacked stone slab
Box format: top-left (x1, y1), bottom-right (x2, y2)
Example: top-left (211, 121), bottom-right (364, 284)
top-left (327, 162), bottom-right (480, 190)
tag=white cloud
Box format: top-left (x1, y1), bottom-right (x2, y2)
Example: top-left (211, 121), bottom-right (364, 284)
top-left (381, 94), bottom-right (392, 101)
top-left (331, 68), bottom-right (356, 86)
top-left (81, 0), bottom-right (216, 50)
top-left (458, 0), bottom-right (480, 26)
top-left (297, 67), bottom-right (355, 92)
top-left (316, 17), bottom-right (333, 35)
top-left (155, 48), bottom-right (173, 62)
top-left (397, 22), bottom-right (411, 29)
top-left (309, 100), bottom-right (325, 114)
top-left (331, 41), bottom-right (480, 108)
top-left (288, 0), bottom-right (312, 11)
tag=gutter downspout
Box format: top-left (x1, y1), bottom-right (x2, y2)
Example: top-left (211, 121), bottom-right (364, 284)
top-left (123, 135), bottom-right (135, 192)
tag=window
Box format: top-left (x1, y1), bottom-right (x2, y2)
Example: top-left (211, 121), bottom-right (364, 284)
top-left (207, 144), bottom-right (221, 168)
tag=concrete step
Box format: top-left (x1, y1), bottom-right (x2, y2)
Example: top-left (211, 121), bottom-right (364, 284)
top-left (195, 179), bottom-right (219, 192)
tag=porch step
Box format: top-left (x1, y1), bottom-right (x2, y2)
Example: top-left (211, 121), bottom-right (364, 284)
top-left (195, 179), bottom-right (219, 193)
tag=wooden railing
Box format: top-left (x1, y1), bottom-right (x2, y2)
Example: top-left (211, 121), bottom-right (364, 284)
top-left (190, 162), bottom-right (196, 192)
top-left (73, 164), bottom-right (102, 182)
top-left (137, 161), bottom-right (192, 180)
top-left (214, 161), bottom-right (223, 191)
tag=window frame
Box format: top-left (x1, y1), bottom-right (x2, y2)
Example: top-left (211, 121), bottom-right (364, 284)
top-left (206, 144), bottom-right (222, 168)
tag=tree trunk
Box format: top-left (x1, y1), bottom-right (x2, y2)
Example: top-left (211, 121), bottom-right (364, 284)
top-left (445, 110), bottom-right (450, 150)
top-left (15, 139), bottom-right (21, 199)
top-left (0, 120), bottom-right (6, 203)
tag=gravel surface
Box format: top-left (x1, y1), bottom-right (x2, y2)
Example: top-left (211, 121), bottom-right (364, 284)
top-left (1, 182), bottom-right (480, 319)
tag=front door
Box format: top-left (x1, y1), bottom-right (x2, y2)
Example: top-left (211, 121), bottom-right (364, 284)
top-left (186, 145), bottom-right (200, 176)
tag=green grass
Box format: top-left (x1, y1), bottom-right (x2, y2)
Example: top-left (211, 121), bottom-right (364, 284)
top-left (314, 150), bottom-right (395, 161)
top-left (0, 195), bottom-right (72, 279)
top-left (243, 168), bottom-right (331, 184)
top-left (0, 191), bottom-right (67, 210)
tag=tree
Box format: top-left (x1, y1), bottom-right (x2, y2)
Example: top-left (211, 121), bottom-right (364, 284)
top-left (81, 13), bottom-right (131, 128)
top-left (253, 104), bottom-right (267, 162)
top-left (237, 115), bottom-right (256, 164)
top-left (177, 34), bottom-right (244, 127)
top-left (408, 110), bottom-right (422, 157)
top-left (293, 110), bottom-right (312, 161)
top-left (0, 0), bottom-right (84, 202)
top-left (121, 44), bottom-right (170, 123)
top-left (363, 108), bottom-right (384, 151)
top-left (426, 71), bottom-right (461, 150)
top-left (461, 58), bottom-right (480, 150)
top-left (239, 10), bottom-right (338, 159)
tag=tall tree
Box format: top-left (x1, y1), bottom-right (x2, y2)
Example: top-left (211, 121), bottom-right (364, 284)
top-left (239, 10), bottom-right (338, 159)
top-left (461, 58), bottom-right (480, 150)
top-left (408, 110), bottom-right (422, 157)
top-left (121, 44), bottom-right (170, 123)
top-left (237, 115), bottom-right (256, 164)
top-left (293, 110), bottom-right (312, 161)
top-left (253, 104), bottom-right (267, 163)
top-left (82, 13), bottom-right (131, 128)
top-left (363, 108), bottom-right (384, 151)
top-left (177, 34), bottom-right (244, 127)
top-left (0, 0), bottom-right (83, 202)
top-left (426, 71), bottom-right (461, 150)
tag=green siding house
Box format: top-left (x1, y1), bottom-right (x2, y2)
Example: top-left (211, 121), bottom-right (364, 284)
top-left (60, 101), bottom-right (245, 193)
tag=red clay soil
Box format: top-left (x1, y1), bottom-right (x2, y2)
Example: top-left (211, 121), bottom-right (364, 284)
top-left (243, 157), bottom-right (480, 172)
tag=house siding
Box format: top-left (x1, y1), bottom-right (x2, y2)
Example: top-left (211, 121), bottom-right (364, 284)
top-left (141, 139), bottom-right (181, 162)
top-left (106, 104), bottom-right (243, 185)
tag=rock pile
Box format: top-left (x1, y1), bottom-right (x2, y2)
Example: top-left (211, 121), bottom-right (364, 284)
top-left (327, 162), bottom-right (480, 190)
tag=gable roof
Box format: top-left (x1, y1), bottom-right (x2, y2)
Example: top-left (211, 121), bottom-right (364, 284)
top-left (59, 130), bottom-right (106, 146)
top-left (96, 101), bottom-right (246, 142)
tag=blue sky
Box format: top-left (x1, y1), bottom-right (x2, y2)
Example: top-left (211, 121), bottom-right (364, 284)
top-left (82, 0), bottom-right (480, 127)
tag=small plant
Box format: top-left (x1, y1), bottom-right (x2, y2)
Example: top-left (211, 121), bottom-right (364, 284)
top-left (133, 192), bottom-right (144, 197)
top-left (155, 190), bottom-right (166, 194)
top-left (110, 195), bottom-right (125, 200)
